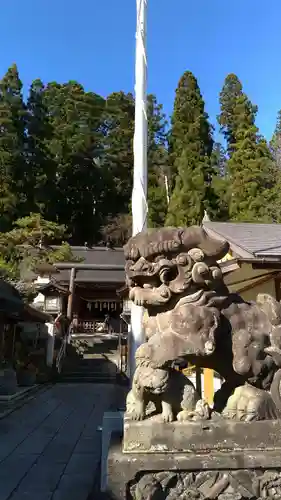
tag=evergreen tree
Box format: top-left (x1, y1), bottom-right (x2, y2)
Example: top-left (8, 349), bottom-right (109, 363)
top-left (217, 76), bottom-right (281, 222)
top-left (270, 110), bottom-right (281, 169)
top-left (218, 73), bottom-right (257, 155)
top-left (210, 143), bottom-right (229, 220)
top-left (0, 214), bottom-right (81, 280)
top-left (26, 79), bottom-right (56, 218)
top-left (226, 95), bottom-right (279, 221)
top-left (0, 64), bottom-right (27, 231)
top-left (101, 94), bottom-right (169, 237)
top-left (102, 91), bottom-right (135, 218)
top-left (211, 142), bottom-right (227, 177)
top-left (42, 81), bottom-right (105, 243)
top-left (147, 94), bottom-right (169, 227)
top-left (166, 71), bottom-right (216, 226)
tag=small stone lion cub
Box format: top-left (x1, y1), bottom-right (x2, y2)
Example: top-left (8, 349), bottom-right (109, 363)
top-left (126, 364), bottom-right (209, 422)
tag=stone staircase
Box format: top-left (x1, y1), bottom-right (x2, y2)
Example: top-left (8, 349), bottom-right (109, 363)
top-left (58, 335), bottom-right (125, 384)
top-left (60, 357), bottom-right (118, 383)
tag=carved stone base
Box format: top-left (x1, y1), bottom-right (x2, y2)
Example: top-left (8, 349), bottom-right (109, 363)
top-left (128, 469), bottom-right (281, 499)
top-left (107, 420), bottom-right (281, 499)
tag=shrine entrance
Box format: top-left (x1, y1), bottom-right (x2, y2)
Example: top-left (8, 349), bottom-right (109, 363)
top-left (71, 295), bottom-right (123, 336)
top-left (36, 246), bottom-right (129, 379)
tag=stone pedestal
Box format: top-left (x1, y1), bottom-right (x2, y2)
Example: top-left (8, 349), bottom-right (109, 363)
top-left (106, 419), bottom-right (281, 499)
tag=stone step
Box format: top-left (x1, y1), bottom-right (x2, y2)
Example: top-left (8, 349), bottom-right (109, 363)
top-left (58, 369), bottom-right (128, 384)
top-left (64, 359), bottom-right (115, 364)
top-left (62, 370), bottom-right (113, 376)
top-left (62, 362), bottom-right (111, 370)
top-left (59, 374), bottom-right (116, 383)
top-left (62, 362), bottom-right (116, 371)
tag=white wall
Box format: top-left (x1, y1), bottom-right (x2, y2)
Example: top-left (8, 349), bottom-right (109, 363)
top-left (32, 276), bottom-right (50, 309)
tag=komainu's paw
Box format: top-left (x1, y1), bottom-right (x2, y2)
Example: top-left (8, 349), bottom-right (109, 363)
top-left (129, 400), bottom-right (146, 421)
top-left (157, 402), bottom-right (174, 423)
top-left (131, 410), bottom-right (145, 421)
top-left (223, 384), bottom-right (278, 421)
top-left (162, 409), bottom-right (174, 423)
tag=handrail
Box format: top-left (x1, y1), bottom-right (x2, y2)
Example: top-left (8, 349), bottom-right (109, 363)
top-left (55, 328), bottom-right (70, 373)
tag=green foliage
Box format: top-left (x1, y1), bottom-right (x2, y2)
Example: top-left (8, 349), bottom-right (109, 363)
top-left (1, 62), bottom-right (281, 261)
top-left (49, 242), bottom-right (82, 263)
top-left (101, 92), bottom-right (135, 220)
top-left (0, 214), bottom-right (81, 282)
top-left (100, 93), bottom-right (169, 237)
top-left (211, 142), bottom-right (227, 177)
top-left (218, 73), bottom-right (242, 153)
top-left (1, 213), bottom-right (67, 246)
top-left (218, 73), bottom-right (257, 155)
top-left (26, 79), bottom-right (56, 217)
top-left (270, 110), bottom-right (281, 169)
top-left (210, 143), bottom-right (229, 221)
top-left (166, 71), bottom-right (217, 226)
top-left (0, 64), bottom-right (27, 231)
top-left (41, 81), bottom-right (105, 244)
top-left (226, 121), bottom-right (279, 221)
top-left (217, 78), bottom-right (280, 222)
top-left (0, 256), bottom-right (17, 279)
top-left (96, 91), bottom-right (135, 245)
top-left (147, 94), bottom-right (169, 227)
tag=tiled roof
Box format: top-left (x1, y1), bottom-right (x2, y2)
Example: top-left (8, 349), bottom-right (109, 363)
top-left (0, 279), bottom-right (24, 317)
top-left (37, 282), bottom-right (70, 295)
top-left (57, 269), bottom-right (125, 284)
top-left (53, 246), bottom-right (125, 284)
top-left (52, 246), bottom-right (125, 266)
top-left (203, 222), bottom-right (281, 259)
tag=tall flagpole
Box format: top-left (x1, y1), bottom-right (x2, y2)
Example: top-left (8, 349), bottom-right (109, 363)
top-left (129, 0), bottom-right (148, 379)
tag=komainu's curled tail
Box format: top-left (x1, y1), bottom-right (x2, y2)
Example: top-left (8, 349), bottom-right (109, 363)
top-left (256, 293), bottom-right (281, 327)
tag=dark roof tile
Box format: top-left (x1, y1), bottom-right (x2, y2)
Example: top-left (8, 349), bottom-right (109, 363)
top-left (56, 268), bottom-right (125, 284)
top-left (53, 246), bottom-right (125, 284)
top-left (203, 222), bottom-right (281, 258)
top-left (52, 245), bottom-right (125, 266)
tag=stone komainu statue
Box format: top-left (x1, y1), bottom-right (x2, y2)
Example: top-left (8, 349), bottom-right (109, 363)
top-left (124, 226), bottom-right (281, 422)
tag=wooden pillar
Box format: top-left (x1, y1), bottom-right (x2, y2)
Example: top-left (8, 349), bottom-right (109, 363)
top-left (275, 276), bottom-right (281, 302)
top-left (204, 368), bottom-right (214, 405)
top-left (67, 267), bottom-right (76, 320)
top-left (195, 367), bottom-right (202, 398)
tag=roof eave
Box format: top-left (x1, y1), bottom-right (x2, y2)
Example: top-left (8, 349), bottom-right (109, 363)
top-left (22, 304), bottom-right (52, 323)
top-left (237, 257), bottom-right (281, 270)
top-left (238, 256), bottom-right (281, 264)
top-left (37, 282), bottom-right (70, 295)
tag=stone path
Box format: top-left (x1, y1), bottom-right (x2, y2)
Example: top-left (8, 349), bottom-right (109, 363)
top-left (0, 383), bottom-right (116, 500)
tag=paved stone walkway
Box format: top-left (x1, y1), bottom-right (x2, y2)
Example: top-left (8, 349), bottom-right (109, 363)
top-left (0, 383), bottom-right (116, 500)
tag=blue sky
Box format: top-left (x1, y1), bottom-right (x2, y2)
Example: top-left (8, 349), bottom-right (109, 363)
top-left (1, 0), bottom-right (280, 140)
